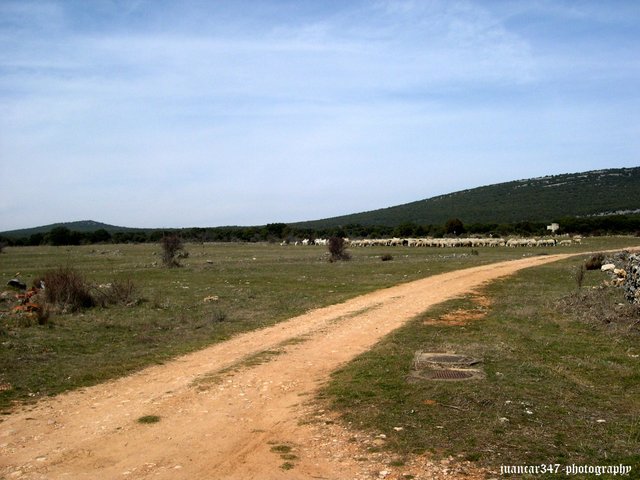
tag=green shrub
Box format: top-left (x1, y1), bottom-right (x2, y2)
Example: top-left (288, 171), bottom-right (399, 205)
top-left (585, 253), bottom-right (605, 270)
top-left (160, 234), bottom-right (185, 268)
top-left (328, 237), bottom-right (351, 262)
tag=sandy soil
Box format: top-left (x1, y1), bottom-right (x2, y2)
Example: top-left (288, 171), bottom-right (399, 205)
top-left (1, 254), bottom-right (577, 479)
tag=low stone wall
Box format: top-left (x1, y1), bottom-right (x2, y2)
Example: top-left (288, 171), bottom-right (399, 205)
top-left (602, 252), bottom-right (640, 304)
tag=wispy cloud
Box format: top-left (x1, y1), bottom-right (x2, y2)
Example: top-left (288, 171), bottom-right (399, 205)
top-left (1, 0), bottom-right (638, 230)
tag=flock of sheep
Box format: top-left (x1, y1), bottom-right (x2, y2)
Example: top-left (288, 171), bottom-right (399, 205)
top-left (285, 236), bottom-right (580, 248)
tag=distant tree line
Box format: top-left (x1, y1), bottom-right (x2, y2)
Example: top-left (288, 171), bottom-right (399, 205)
top-left (1, 215), bottom-right (639, 247)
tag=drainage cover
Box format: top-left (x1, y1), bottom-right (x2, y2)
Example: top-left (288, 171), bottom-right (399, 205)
top-left (407, 368), bottom-right (484, 382)
top-left (414, 352), bottom-right (481, 368)
top-left (423, 369), bottom-right (475, 380)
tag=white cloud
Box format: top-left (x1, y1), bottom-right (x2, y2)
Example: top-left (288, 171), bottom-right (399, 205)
top-left (1, 0), bottom-right (638, 230)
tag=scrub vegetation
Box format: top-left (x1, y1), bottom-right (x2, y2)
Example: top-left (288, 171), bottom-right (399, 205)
top-left (0, 237), bottom-right (640, 474)
top-left (321, 255), bottom-right (640, 475)
top-left (1, 241), bottom-right (508, 410)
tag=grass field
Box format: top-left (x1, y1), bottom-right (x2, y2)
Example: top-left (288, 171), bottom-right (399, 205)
top-left (1, 237), bottom-right (639, 420)
top-left (321, 249), bottom-right (640, 478)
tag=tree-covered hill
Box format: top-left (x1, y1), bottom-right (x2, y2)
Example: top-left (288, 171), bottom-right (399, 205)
top-left (294, 167), bottom-right (640, 228)
top-left (2, 167), bottom-right (639, 244)
top-left (0, 221), bottom-right (145, 239)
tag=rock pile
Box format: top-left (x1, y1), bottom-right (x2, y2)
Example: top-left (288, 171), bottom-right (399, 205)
top-left (602, 251), bottom-right (640, 304)
top-left (2, 278), bottom-right (47, 324)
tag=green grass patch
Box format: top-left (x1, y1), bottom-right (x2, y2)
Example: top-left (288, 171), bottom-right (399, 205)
top-left (137, 415), bottom-right (161, 424)
top-left (270, 444), bottom-right (293, 454)
top-left (1, 238), bottom-right (639, 411)
top-left (322, 256), bottom-right (640, 474)
top-left (280, 461), bottom-right (295, 470)
top-left (191, 337), bottom-right (311, 389)
top-left (270, 443), bottom-right (298, 470)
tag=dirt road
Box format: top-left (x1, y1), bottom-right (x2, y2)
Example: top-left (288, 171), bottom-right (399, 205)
top-left (1, 254), bottom-right (576, 479)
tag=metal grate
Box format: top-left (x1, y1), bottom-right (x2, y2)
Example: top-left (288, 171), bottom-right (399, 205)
top-left (409, 351), bottom-right (485, 382)
top-left (422, 369), bottom-right (475, 380)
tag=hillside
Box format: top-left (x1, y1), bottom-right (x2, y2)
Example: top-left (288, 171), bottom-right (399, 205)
top-left (0, 220), bottom-right (144, 239)
top-left (295, 167), bottom-right (640, 228)
top-left (2, 168), bottom-right (640, 239)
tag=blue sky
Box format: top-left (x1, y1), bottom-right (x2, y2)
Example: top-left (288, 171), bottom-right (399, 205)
top-left (1, 0), bottom-right (638, 230)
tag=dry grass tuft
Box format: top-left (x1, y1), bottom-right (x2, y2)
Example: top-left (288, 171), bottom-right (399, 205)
top-left (94, 278), bottom-right (140, 306)
top-left (42, 267), bottom-right (95, 311)
top-left (556, 286), bottom-right (640, 334)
